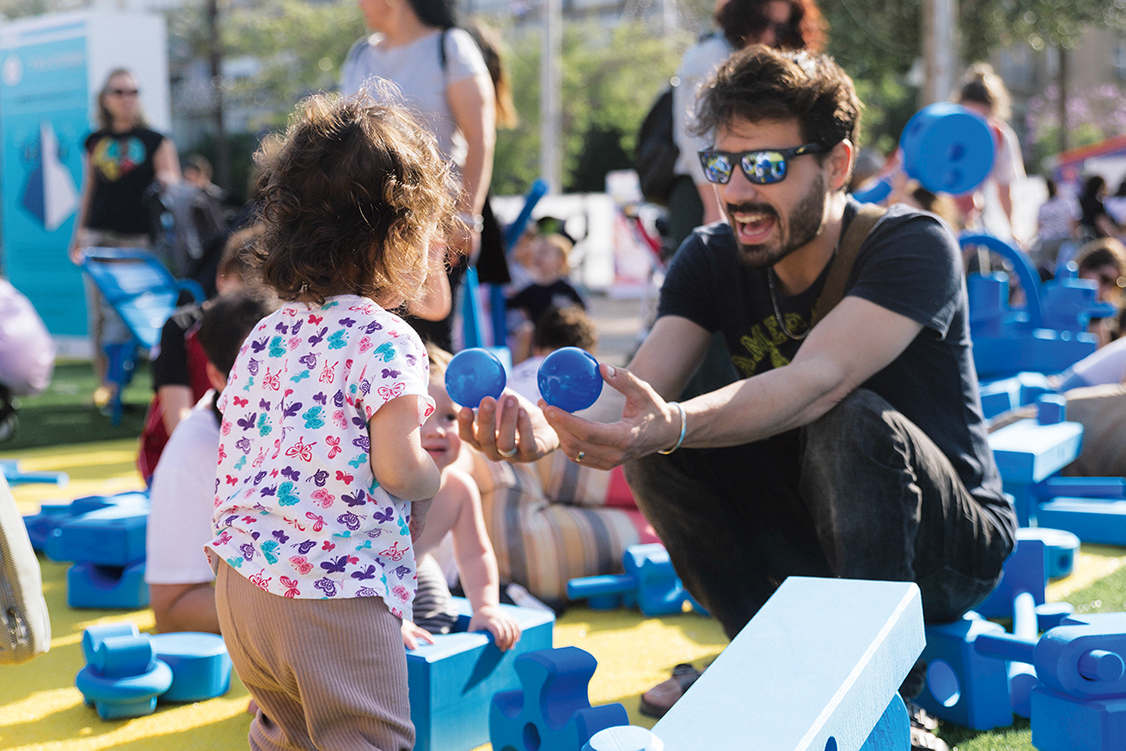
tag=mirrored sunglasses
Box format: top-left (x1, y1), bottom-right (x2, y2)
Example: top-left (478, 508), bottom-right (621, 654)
top-left (698, 143), bottom-right (827, 185)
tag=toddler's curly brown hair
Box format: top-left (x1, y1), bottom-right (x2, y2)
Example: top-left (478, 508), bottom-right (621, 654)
top-left (254, 89), bottom-right (457, 308)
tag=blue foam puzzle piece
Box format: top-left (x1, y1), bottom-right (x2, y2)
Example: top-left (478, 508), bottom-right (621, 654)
top-left (67, 561), bottom-right (149, 609)
top-left (46, 500), bottom-right (150, 566)
top-left (1031, 686), bottom-right (1126, 751)
top-left (1038, 499), bottom-right (1126, 547)
top-left (76, 660), bottom-right (173, 720)
top-left (409, 598), bottom-right (554, 751)
top-left (567, 544), bottom-right (689, 617)
top-left (1034, 622), bottom-right (1126, 699)
top-left (650, 578), bottom-right (924, 750)
top-left (490, 646), bottom-right (628, 751)
top-left (151, 632), bottom-right (232, 703)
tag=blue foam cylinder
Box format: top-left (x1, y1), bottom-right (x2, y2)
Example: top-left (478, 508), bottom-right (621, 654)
top-left (899, 103), bottom-right (995, 195)
top-left (92, 635), bottom-right (157, 678)
top-left (150, 632), bottom-right (233, 702)
top-left (75, 659), bottom-right (173, 720)
top-left (82, 623), bottom-right (140, 664)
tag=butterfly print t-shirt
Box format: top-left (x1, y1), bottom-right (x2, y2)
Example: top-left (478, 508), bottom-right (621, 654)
top-left (206, 296), bottom-right (435, 619)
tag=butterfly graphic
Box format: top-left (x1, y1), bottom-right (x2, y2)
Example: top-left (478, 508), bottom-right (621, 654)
top-left (224, 474), bottom-right (238, 485)
top-left (247, 359), bottom-right (259, 376)
top-left (332, 410), bottom-right (347, 429)
top-left (320, 555), bottom-right (348, 574)
top-left (308, 327), bottom-right (327, 345)
top-left (380, 542), bottom-right (406, 562)
top-left (372, 506), bottom-right (394, 524)
top-left (275, 321), bottom-right (289, 335)
top-left (392, 585), bottom-right (410, 601)
top-left (235, 437), bottom-right (251, 455)
top-left (257, 413), bottom-right (272, 437)
top-left (393, 565), bottom-right (411, 578)
top-left (289, 556), bottom-right (313, 574)
top-left (280, 576), bottom-right (300, 598)
top-left (251, 337), bottom-right (268, 353)
top-left (278, 481), bottom-right (299, 506)
top-left (352, 415), bottom-right (367, 429)
top-left (233, 455), bottom-right (247, 471)
top-left (311, 489), bottom-right (335, 509)
top-left (259, 398), bottom-right (271, 411)
top-left (290, 370), bottom-right (311, 383)
top-left (288, 336), bottom-right (302, 350)
top-left (342, 490), bottom-right (369, 508)
top-left (286, 438), bottom-right (316, 462)
top-left (226, 557), bottom-right (243, 569)
top-left (311, 469), bottom-right (329, 487)
top-left (291, 319), bottom-right (304, 335)
top-left (336, 470), bottom-right (354, 484)
top-left (268, 337), bottom-right (286, 358)
top-left (359, 380), bottom-right (372, 396)
top-left (325, 435), bottom-right (341, 459)
top-left (281, 466), bottom-right (301, 481)
top-left (261, 540), bottom-right (280, 564)
top-left (348, 454), bottom-right (366, 469)
top-left (296, 352), bottom-right (318, 370)
top-left (322, 540), bottom-right (336, 551)
top-left (333, 390), bottom-right (345, 407)
top-left (263, 368), bottom-right (281, 391)
top-left (313, 392), bottom-right (328, 406)
top-left (283, 400), bottom-right (302, 419)
top-left (351, 565), bottom-right (377, 581)
top-left (260, 485), bottom-right (277, 497)
top-left (322, 301), bottom-right (339, 309)
top-left (302, 406), bottom-right (326, 430)
top-left (337, 511), bottom-right (361, 530)
top-left (373, 342), bottom-right (396, 362)
top-left (232, 396), bottom-right (249, 408)
top-left (309, 314), bottom-right (323, 325)
top-left (295, 539), bottom-right (316, 555)
top-left (239, 543), bottom-right (256, 561)
top-left (378, 383), bottom-right (405, 402)
top-left (253, 470), bottom-right (267, 486)
top-left (305, 511), bottom-right (326, 531)
top-left (352, 436), bottom-right (370, 452)
top-left (327, 330), bottom-right (348, 350)
top-left (273, 529), bottom-right (290, 544)
top-left (358, 336), bottom-right (373, 353)
top-left (249, 571), bottom-right (272, 591)
top-left (365, 321), bottom-right (382, 334)
top-left (355, 540), bottom-right (373, 551)
top-left (381, 368), bottom-right (401, 379)
top-left (340, 317), bottom-right (356, 328)
top-left (314, 578), bottom-right (338, 597)
top-left (236, 412), bottom-right (257, 431)
top-left (319, 361), bottom-right (337, 383)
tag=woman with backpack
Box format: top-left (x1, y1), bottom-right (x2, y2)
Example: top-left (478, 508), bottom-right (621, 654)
top-left (341, 0), bottom-right (503, 352)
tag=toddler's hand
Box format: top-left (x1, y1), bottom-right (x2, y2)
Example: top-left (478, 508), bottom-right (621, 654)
top-left (409, 498), bottom-right (433, 541)
top-left (401, 619), bottom-right (435, 650)
top-left (468, 605), bottom-right (522, 651)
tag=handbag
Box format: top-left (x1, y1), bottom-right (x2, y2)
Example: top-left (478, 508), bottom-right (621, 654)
top-left (0, 475), bottom-right (51, 664)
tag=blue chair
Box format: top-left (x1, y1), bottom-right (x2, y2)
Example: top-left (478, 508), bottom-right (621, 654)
top-left (80, 248), bottom-right (204, 424)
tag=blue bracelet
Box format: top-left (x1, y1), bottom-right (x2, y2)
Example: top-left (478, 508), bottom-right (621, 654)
top-left (657, 401), bottom-right (687, 455)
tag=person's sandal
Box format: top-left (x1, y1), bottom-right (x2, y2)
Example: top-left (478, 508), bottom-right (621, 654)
top-left (638, 663), bottom-right (701, 718)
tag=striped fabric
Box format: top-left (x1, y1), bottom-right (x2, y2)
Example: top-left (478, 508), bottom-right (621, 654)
top-left (471, 452), bottom-right (647, 602)
top-left (412, 554), bottom-right (458, 634)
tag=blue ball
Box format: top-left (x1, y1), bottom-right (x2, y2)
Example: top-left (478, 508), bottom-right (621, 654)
top-left (445, 348), bottom-right (507, 408)
top-left (538, 347), bottom-right (603, 412)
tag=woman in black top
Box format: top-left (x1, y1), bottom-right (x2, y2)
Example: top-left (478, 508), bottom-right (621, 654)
top-left (1079, 174), bottom-right (1121, 241)
top-left (69, 68), bottom-right (180, 408)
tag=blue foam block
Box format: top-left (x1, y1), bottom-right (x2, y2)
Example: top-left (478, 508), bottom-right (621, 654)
top-left (68, 561), bottom-right (149, 609)
top-left (567, 544), bottom-right (688, 617)
top-left (75, 630), bottom-right (173, 721)
top-left (1038, 499), bottom-right (1126, 547)
top-left (650, 578), bottom-right (924, 750)
top-left (1031, 686), bottom-right (1126, 751)
top-left (1017, 527), bottom-right (1080, 579)
top-left (46, 500), bottom-right (150, 566)
top-left (490, 646), bottom-right (628, 751)
top-left (410, 597), bottom-right (554, 751)
top-left (988, 419), bottom-right (1084, 486)
top-left (151, 632), bottom-right (232, 702)
top-left (975, 537), bottom-right (1047, 619)
top-left (916, 615), bottom-right (1014, 730)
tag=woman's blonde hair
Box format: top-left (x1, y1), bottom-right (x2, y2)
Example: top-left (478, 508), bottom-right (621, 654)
top-left (254, 90), bottom-right (457, 308)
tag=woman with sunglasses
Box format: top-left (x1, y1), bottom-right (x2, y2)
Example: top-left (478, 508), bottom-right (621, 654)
top-left (69, 68), bottom-right (181, 411)
top-left (666, 0), bottom-right (827, 255)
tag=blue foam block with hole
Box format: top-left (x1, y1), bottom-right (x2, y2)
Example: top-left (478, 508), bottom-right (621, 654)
top-left (1017, 527), bottom-right (1080, 579)
top-left (649, 578), bottom-right (924, 750)
top-left (490, 646), bottom-right (628, 751)
top-left (75, 631), bottom-right (173, 720)
top-left (409, 597), bottom-right (554, 751)
top-left (915, 614), bottom-right (1014, 730)
top-left (67, 561), bottom-right (149, 609)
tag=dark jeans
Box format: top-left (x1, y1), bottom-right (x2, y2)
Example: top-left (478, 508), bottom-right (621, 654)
top-left (624, 389), bottom-right (1013, 641)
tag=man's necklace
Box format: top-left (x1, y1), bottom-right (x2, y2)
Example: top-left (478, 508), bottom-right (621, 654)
top-left (766, 268), bottom-right (808, 340)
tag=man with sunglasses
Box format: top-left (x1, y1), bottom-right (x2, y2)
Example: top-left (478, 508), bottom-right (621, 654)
top-left (460, 46), bottom-right (1014, 728)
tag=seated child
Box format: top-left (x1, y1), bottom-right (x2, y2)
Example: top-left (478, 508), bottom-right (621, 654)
top-left (403, 345), bottom-right (522, 651)
top-left (145, 292), bottom-right (270, 634)
top-left (507, 233), bottom-right (586, 363)
top-left (508, 305), bottom-right (598, 404)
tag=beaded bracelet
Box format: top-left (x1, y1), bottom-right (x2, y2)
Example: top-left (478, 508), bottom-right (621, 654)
top-left (657, 401), bottom-right (687, 455)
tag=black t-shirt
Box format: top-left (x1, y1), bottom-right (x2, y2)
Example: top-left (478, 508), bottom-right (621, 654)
top-left (84, 126), bottom-right (166, 236)
top-left (507, 280), bottom-right (586, 326)
top-left (658, 198), bottom-right (1011, 530)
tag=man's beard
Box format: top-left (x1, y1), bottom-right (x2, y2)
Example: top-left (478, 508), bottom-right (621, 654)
top-left (729, 174), bottom-right (827, 268)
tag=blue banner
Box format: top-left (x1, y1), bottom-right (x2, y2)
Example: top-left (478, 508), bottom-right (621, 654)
top-left (1, 25), bottom-right (89, 337)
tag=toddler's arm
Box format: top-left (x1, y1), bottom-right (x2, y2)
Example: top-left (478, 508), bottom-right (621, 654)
top-left (369, 395), bottom-right (441, 503)
top-left (448, 469), bottom-right (522, 651)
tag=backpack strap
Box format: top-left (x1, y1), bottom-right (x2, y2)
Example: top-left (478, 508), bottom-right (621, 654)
top-left (439, 27), bottom-right (448, 72)
top-left (809, 203), bottom-right (887, 327)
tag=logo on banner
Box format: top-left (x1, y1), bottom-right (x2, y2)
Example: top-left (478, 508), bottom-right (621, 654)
top-left (21, 120), bottom-right (80, 233)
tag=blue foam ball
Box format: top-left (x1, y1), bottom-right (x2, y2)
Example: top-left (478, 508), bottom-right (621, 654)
top-left (445, 348), bottom-right (507, 408)
top-left (538, 347), bottom-right (603, 412)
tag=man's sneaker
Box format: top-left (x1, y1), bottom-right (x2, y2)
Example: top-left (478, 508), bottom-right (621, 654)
top-left (638, 663), bottom-right (701, 718)
top-left (906, 699), bottom-right (948, 751)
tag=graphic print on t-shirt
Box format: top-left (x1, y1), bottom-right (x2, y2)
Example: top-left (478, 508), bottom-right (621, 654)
top-left (90, 136), bottom-right (147, 182)
top-left (730, 313), bottom-right (801, 376)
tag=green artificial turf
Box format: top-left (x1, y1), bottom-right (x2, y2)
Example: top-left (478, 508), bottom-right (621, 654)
top-left (2, 359), bottom-right (153, 450)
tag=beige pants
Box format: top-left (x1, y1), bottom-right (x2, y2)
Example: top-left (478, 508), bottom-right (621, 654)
top-left (216, 561), bottom-right (414, 751)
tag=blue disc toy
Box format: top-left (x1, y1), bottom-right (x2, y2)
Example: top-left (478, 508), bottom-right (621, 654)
top-left (538, 347), bottom-right (603, 412)
top-left (445, 348), bottom-right (507, 408)
top-left (899, 102), bottom-right (995, 196)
